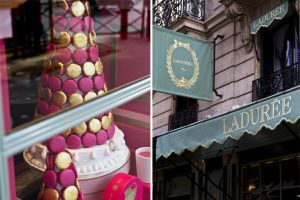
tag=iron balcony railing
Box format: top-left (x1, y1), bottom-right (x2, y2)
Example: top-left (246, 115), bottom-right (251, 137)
top-left (168, 104), bottom-right (198, 131)
top-left (252, 63), bottom-right (300, 101)
top-left (153, 0), bottom-right (205, 28)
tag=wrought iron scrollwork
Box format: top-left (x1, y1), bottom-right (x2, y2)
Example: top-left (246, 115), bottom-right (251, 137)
top-left (168, 104), bottom-right (198, 131)
top-left (252, 64), bottom-right (300, 101)
top-left (153, 0), bottom-right (205, 28)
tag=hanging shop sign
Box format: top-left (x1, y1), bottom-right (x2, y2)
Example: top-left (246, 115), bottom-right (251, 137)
top-left (250, 1), bottom-right (289, 34)
top-left (156, 86), bottom-right (300, 159)
top-left (153, 26), bottom-right (213, 100)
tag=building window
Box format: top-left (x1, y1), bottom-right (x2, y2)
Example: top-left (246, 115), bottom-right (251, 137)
top-left (253, 15), bottom-right (300, 100)
top-left (168, 96), bottom-right (198, 130)
top-left (242, 155), bottom-right (300, 200)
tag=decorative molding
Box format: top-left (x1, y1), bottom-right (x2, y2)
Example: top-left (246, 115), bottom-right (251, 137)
top-left (219, 0), bottom-right (253, 53)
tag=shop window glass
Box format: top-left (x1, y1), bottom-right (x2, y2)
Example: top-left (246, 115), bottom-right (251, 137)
top-left (242, 155), bottom-right (300, 200)
top-left (0, 0), bottom-right (150, 199)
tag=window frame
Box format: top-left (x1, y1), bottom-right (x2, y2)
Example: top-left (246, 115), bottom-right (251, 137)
top-left (0, 74), bottom-right (150, 199)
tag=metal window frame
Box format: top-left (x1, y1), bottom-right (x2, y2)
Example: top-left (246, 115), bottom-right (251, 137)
top-left (0, 76), bottom-right (150, 200)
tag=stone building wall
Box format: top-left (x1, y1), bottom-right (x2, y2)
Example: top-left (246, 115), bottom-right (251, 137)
top-left (153, 0), bottom-right (286, 137)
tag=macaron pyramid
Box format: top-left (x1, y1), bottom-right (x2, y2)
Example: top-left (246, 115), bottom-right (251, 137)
top-left (37, 0), bottom-right (116, 199)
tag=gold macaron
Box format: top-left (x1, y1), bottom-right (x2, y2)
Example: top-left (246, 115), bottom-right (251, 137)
top-left (101, 115), bottom-right (111, 130)
top-left (52, 62), bottom-right (64, 76)
top-left (69, 93), bottom-right (83, 106)
top-left (57, 32), bottom-right (71, 47)
top-left (84, 92), bottom-right (97, 101)
top-left (43, 188), bottom-right (59, 200)
top-left (83, 62), bottom-right (96, 76)
top-left (88, 118), bottom-right (101, 133)
top-left (73, 32), bottom-right (88, 49)
top-left (53, 91), bottom-right (67, 105)
top-left (95, 59), bottom-right (103, 75)
top-left (63, 186), bottom-right (79, 200)
top-left (66, 63), bottom-right (81, 78)
top-left (71, 1), bottom-right (85, 17)
top-left (73, 122), bottom-right (87, 136)
top-left (55, 152), bottom-right (72, 169)
top-left (97, 90), bottom-right (105, 96)
top-left (89, 31), bottom-right (97, 46)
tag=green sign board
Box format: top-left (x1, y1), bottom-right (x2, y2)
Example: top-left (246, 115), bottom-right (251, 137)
top-left (250, 1), bottom-right (288, 34)
top-left (153, 26), bottom-right (213, 100)
top-left (156, 86), bottom-right (300, 159)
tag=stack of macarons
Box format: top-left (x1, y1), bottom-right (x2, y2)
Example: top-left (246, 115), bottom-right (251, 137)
top-left (37, 0), bottom-right (118, 199)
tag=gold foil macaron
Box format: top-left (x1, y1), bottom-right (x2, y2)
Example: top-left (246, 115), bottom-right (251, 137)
top-left (108, 112), bottom-right (114, 122)
top-left (97, 90), bottom-right (105, 96)
top-left (104, 83), bottom-right (108, 92)
top-left (55, 0), bottom-right (69, 10)
top-left (53, 91), bottom-right (67, 105)
top-left (57, 32), bottom-right (71, 47)
top-left (69, 93), bottom-right (83, 106)
top-left (66, 63), bottom-right (81, 78)
top-left (95, 59), bottom-right (103, 75)
top-left (85, 1), bottom-right (91, 16)
top-left (55, 152), bottom-right (72, 169)
top-left (84, 92), bottom-right (97, 101)
top-left (83, 62), bottom-right (96, 77)
top-left (89, 31), bottom-right (97, 46)
top-left (101, 115), bottom-right (111, 130)
top-left (88, 118), bottom-right (101, 133)
top-left (39, 87), bottom-right (52, 101)
top-left (73, 122), bottom-right (87, 136)
top-left (52, 62), bottom-right (64, 76)
top-left (71, 1), bottom-right (85, 17)
top-left (73, 32), bottom-right (88, 49)
top-left (43, 188), bottom-right (59, 200)
top-left (62, 129), bottom-right (72, 137)
top-left (63, 186), bottom-right (79, 200)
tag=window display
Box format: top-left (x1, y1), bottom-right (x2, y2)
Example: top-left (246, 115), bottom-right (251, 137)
top-left (0, 0), bottom-right (150, 199)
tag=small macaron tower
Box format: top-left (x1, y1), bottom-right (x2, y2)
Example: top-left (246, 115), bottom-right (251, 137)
top-left (36, 0), bottom-right (118, 199)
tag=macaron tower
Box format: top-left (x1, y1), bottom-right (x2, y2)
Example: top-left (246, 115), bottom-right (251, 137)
top-left (24, 0), bottom-right (131, 199)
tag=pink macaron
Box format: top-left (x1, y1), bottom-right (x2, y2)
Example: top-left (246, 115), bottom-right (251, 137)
top-left (93, 75), bottom-right (104, 90)
top-left (69, 163), bottom-right (78, 178)
top-left (82, 132), bottom-right (96, 147)
top-left (107, 124), bottom-right (115, 139)
top-left (47, 135), bottom-right (66, 153)
top-left (73, 49), bottom-right (88, 65)
top-left (79, 77), bottom-right (93, 93)
top-left (48, 104), bottom-right (61, 114)
top-left (66, 134), bottom-right (81, 149)
top-left (41, 73), bottom-right (49, 87)
top-left (88, 46), bottom-right (99, 62)
top-left (37, 100), bottom-right (49, 115)
top-left (59, 169), bottom-right (76, 187)
top-left (96, 130), bottom-right (107, 145)
top-left (43, 170), bottom-right (57, 187)
top-left (48, 76), bottom-right (62, 92)
top-left (84, 16), bottom-right (94, 32)
top-left (62, 79), bottom-right (78, 95)
top-left (70, 17), bottom-right (83, 32)
top-left (54, 15), bottom-right (68, 32)
top-left (56, 48), bottom-right (72, 64)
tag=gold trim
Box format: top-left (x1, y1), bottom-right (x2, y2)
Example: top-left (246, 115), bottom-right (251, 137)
top-left (166, 40), bottom-right (199, 89)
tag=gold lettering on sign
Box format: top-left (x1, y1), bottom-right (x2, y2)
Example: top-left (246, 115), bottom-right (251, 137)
top-left (222, 95), bottom-right (293, 135)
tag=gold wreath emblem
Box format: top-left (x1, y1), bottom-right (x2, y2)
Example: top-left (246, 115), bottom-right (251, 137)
top-left (166, 40), bottom-right (199, 89)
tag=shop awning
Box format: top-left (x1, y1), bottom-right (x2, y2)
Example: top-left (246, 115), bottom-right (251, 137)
top-left (156, 86), bottom-right (300, 159)
top-left (250, 1), bottom-right (288, 34)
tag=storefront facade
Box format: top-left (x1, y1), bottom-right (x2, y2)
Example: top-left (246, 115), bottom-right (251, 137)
top-left (153, 0), bottom-right (300, 199)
